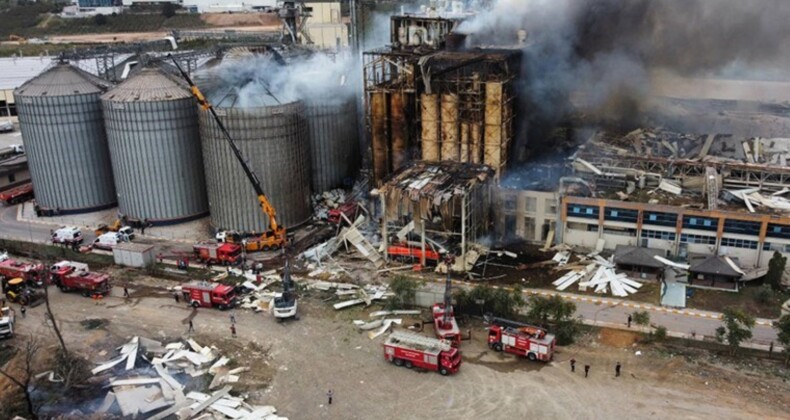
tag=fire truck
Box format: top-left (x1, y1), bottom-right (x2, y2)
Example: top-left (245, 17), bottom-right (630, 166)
top-left (432, 257), bottom-right (462, 347)
top-left (181, 281), bottom-right (237, 310)
top-left (487, 317), bottom-right (556, 362)
top-left (50, 262), bottom-right (111, 297)
top-left (0, 183), bottom-right (33, 205)
top-left (192, 242), bottom-right (242, 265)
top-left (0, 255), bottom-right (44, 284)
top-left (383, 331), bottom-right (461, 376)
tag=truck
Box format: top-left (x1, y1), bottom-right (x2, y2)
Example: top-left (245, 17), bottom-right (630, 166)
top-left (487, 320), bottom-right (556, 362)
top-left (181, 281), bottom-right (237, 310)
top-left (432, 263), bottom-right (462, 347)
top-left (192, 242), bottom-right (242, 265)
top-left (51, 226), bottom-right (83, 245)
top-left (383, 331), bottom-right (461, 376)
top-left (0, 306), bottom-right (15, 339)
top-left (95, 222), bottom-right (135, 240)
top-left (50, 264), bottom-right (111, 297)
top-left (0, 256), bottom-right (44, 284)
top-left (0, 183), bottom-right (34, 205)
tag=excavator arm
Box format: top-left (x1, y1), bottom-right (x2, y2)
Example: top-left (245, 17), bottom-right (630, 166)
top-left (169, 56), bottom-right (283, 240)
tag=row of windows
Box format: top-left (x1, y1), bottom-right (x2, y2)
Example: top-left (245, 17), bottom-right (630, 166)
top-left (723, 219), bottom-right (762, 236)
top-left (643, 211), bottom-right (678, 227)
top-left (720, 237), bottom-right (759, 250)
top-left (680, 234), bottom-right (717, 245)
top-left (764, 243), bottom-right (790, 253)
top-left (641, 229), bottom-right (676, 241)
top-left (682, 216), bottom-right (719, 232)
top-left (604, 207), bottom-right (639, 223)
top-left (568, 205), bottom-right (599, 219)
top-left (767, 224), bottom-right (790, 240)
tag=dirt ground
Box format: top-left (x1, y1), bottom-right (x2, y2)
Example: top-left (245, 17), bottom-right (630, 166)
top-left (2, 274), bottom-right (788, 419)
top-left (200, 12), bottom-right (280, 27)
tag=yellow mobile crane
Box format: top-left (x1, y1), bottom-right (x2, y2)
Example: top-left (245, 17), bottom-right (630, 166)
top-left (170, 56), bottom-right (286, 252)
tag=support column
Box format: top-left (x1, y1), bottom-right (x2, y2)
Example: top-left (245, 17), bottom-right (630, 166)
top-left (420, 219), bottom-right (427, 267)
top-left (380, 194), bottom-right (388, 263)
top-left (421, 94), bottom-right (440, 161)
top-left (461, 193), bottom-right (467, 271)
top-left (440, 94), bottom-right (459, 161)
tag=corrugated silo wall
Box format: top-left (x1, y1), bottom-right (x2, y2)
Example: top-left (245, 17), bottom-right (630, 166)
top-left (16, 93), bottom-right (116, 212)
top-left (305, 98), bottom-right (360, 193)
top-left (102, 97), bottom-right (209, 224)
top-left (199, 102), bottom-right (312, 233)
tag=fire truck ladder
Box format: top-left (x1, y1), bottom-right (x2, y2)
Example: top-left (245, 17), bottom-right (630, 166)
top-left (388, 331), bottom-right (452, 352)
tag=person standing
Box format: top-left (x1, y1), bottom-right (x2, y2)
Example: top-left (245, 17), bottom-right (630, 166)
top-left (230, 324), bottom-right (236, 337)
top-left (123, 286), bottom-right (130, 298)
top-left (188, 319), bottom-right (194, 333)
top-left (615, 362), bottom-right (621, 377)
top-left (327, 390), bottom-right (333, 405)
top-left (584, 364), bottom-right (590, 378)
top-left (174, 292), bottom-right (180, 303)
top-left (627, 314), bottom-right (632, 328)
top-left (570, 358), bottom-right (576, 372)
top-left (20, 305), bottom-right (26, 318)
top-left (230, 312), bottom-right (236, 324)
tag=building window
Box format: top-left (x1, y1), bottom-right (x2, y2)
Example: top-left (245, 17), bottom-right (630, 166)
top-left (504, 195), bottom-right (517, 211)
top-left (721, 237), bottom-right (758, 249)
top-left (524, 217), bottom-right (536, 239)
top-left (545, 198), bottom-right (557, 214)
top-left (567, 204), bottom-right (598, 219)
top-left (766, 223), bottom-right (790, 240)
top-left (723, 219), bottom-right (761, 236)
top-left (643, 211), bottom-right (677, 227)
top-left (680, 233), bottom-right (716, 245)
top-left (604, 207), bottom-right (638, 223)
top-left (8, 173), bottom-right (15, 183)
top-left (526, 197), bottom-right (537, 212)
top-left (763, 242), bottom-right (790, 253)
top-left (641, 229), bottom-right (676, 241)
top-left (682, 215), bottom-right (718, 232)
top-left (603, 226), bottom-right (637, 237)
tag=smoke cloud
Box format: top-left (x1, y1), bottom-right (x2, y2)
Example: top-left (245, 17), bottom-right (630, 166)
top-left (458, 0), bottom-right (790, 155)
top-left (199, 52), bottom-right (358, 108)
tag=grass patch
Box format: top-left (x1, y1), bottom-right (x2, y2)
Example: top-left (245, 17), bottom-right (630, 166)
top-left (0, 238), bottom-right (114, 268)
top-left (686, 284), bottom-right (788, 319)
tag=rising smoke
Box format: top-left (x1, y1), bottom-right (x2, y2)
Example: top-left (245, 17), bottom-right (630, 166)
top-left (458, 0), bottom-right (790, 155)
top-left (200, 52), bottom-right (358, 108)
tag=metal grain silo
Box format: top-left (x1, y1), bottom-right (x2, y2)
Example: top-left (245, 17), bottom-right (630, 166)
top-left (101, 67), bottom-right (209, 225)
top-left (199, 101), bottom-right (312, 233)
top-left (305, 97), bottom-right (360, 193)
top-left (15, 62), bottom-right (116, 213)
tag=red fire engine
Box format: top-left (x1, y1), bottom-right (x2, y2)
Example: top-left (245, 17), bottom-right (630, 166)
top-left (383, 331), bottom-right (461, 376)
top-left (432, 257), bottom-right (461, 347)
top-left (0, 256), bottom-right (44, 284)
top-left (0, 183), bottom-right (33, 205)
top-left (487, 318), bottom-right (556, 362)
top-left (50, 261), bottom-right (111, 297)
top-left (193, 242), bottom-right (242, 265)
top-left (181, 281), bottom-right (237, 310)
top-left (387, 244), bottom-right (441, 262)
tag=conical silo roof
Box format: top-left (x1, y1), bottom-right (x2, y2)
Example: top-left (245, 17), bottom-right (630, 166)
top-left (102, 67), bottom-right (191, 102)
top-left (15, 62), bottom-right (111, 97)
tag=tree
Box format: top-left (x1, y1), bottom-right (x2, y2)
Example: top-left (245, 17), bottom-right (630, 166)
top-left (527, 295), bottom-right (581, 345)
top-left (161, 2), bottom-right (177, 18)
top-left (775, 314), bottom-right (790, 366)
top-left (93, 13), bottom-right (107, 25)
top-left (765, 251), bottom-right (787, 291)
top-left (631, 310), bottom-right (650, 326)
top-left (754, 284), bottom-right (774, 305)
top-left (386, 276), bottom-right (419, 309)
top-left (0, 335), bottom-right (40, 419)
top-left (455, 285), bottom-right (524, 319)
top-left (715, 307), bottom-right (755, 355)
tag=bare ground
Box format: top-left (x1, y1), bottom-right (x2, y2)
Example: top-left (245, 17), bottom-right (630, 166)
top-left (1, 275), bottom-right (788, 419)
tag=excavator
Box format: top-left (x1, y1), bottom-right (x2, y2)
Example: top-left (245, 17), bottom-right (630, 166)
top-left (169, 55), bottom-right (287, 253)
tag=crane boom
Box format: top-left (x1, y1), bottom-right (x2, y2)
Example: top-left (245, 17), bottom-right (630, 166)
top-left (169, 56), bottom-right (281, 234)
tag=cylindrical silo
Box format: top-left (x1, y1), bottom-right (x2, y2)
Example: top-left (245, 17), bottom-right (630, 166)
top-left (15, 62), bottom-right (116, 213)
top-left (101, 67), bottom-right (209, 225)
top-left (199, 102), bottom-right (312, 233)
top-left (305, 97), bottom-right (360, 193)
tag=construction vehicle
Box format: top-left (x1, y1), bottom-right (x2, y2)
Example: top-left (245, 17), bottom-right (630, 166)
top-left (170, 55), bottom-right (286, 253)
top-left (193, 242), bottom-right (242, 265)
top-left (0, 255), bottom-right (44, 284)
top-left (181, 281), bottom-right (237, 310)
top-left (271, 258), bottom-right (297, 320)
top-left (486, 317), bottom-right (556, 362)
top-left (432, 256), bottom-right (461, 347)
top-left (383, 331), bottom-right (461, 376)
top-left (0, 306), bottom-right (15, 339)
top-left (0, 183), bottom-right (34, 205)
top-left (3, 278), bottom-right (44, 306)
top-left (51, 265), bottom-right (111, 297)
top-left (51, 226), bottom-right (83, 246)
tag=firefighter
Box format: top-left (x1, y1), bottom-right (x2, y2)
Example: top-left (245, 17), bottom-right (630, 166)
top-left (174, 292), bottom-right (180, 303)
top-left (230, 324), bottom-right (236, 337)
top-left (327, 390), bottom-right (333, 405)
top-left (627, 314), bottom-right (632, 328)
top-left (615, 362), bottom-right (621, 377)
top-left (20, 305), bottom-right (26, 318)
top-left (230, 312), bottom-right (236, 324)
top-left (188, 319), bottom-right (195, 333)
top-left (584, 364), bottom-right (590, 378)
top-left (570, 358), bottom-right (576, 372)
top-left (123, 287), bottom-right (130, 298)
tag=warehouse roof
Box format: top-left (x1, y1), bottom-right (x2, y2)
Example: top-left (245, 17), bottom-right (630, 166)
top-left (102, 67), bottom-right (190, 102)
top-left (689, 255), bottom-right (743, 278)
top-left (15, 63), bottom-right (112, 97)
top-left (613, 245), bottom-right (665, 269)
top-left (0, 57), bottom-right (53, 90)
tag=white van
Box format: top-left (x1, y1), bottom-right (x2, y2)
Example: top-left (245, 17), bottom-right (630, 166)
top-left (93, 232), bottom-right (129, 250)
top-left (51, 226), bottom-right (83, 245)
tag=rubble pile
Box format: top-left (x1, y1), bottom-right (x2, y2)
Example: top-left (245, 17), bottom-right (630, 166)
top-left (90, 336), bottom-right (286, 419)
top-left (352, 309), bottom-right (423, 339)
top-left (549, 251), bottom-right (642, 297)
top-left (311, 189), bottom-right (347, 221)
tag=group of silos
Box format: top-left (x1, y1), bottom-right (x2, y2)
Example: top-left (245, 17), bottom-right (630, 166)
top-left (14, 61), bottom-right (359, 234)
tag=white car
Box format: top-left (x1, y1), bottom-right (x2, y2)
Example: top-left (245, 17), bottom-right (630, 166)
top-left (93, 232), bottom-right (129, 250)
top-left (0, 121), bottom-right (13, 133)
top-left (52, 226), bottom-right (83, 245)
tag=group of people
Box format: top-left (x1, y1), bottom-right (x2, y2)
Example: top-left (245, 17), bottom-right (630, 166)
top-left (570, 358), bottom-right (622, 378)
